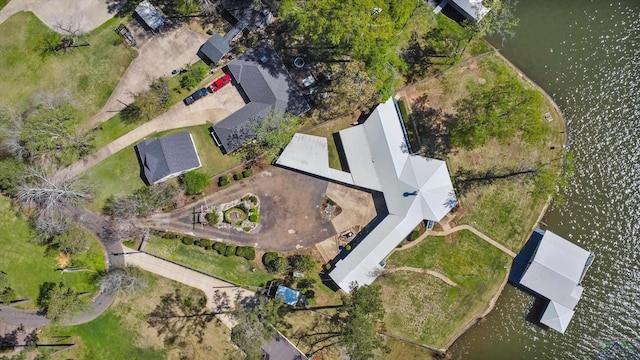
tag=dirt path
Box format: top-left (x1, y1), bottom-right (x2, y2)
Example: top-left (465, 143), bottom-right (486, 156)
top-left (0, 0), bottom-right (114, 34)
top-left (398, 224), bottom-right (516, 257)
top-left (121, 248), bottom-right (254, 328)
top-left (384, 266), bottom-right (458, 287)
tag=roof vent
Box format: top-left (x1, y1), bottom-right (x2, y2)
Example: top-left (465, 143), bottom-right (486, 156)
top-left (260, 55), bottom-right (268, 63)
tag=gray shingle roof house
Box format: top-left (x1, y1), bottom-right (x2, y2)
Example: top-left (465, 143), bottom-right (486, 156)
top-left (211, 41), bottom-right (310, 153)
top-left (199, 34), bottom-right (231, 65)
top-left (261, 331), bottom-right (305, 360)
top-left (135, 132), bottom-right (202, 185)
top-left (134, 0), bottom-right (165, 31)
top-left (519, 229), bottom-right (595, 333)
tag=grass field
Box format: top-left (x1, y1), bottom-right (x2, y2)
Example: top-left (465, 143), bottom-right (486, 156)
top-left (381, 230), bottom-right (510, 347)
top-left (82, 146), bottom-right (145, 212)
top-left (0, 0), bottom-right (9, 10)
top-left (0, 195), bottom-right (105, 302)
top-left (145, 236), bottom-right (273, 287)
top-left (40, 271), bottom-right (241, 360)
top-left (0, 12), bottom-right (133, 120)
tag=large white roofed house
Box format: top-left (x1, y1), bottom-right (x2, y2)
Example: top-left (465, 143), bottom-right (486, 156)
top-left (277, 98), bottom-right (457, 292)
top-left (433, 0), bottom-right (491, 21)
top-left (519, 229), bottom-right (595, 333)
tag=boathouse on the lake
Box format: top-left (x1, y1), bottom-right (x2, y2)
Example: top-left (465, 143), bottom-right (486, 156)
top-left (517, 229), bottom-right (594, 333)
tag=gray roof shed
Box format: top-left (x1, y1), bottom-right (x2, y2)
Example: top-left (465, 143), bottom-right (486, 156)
top-left (135, 0), bottom-right (165, 30)
top-left (212, 41), bottom-right (309, 153)
top-left (199, 34), bottom-right (231, 64)
top-left (136, 132), bottom-right (202, 185)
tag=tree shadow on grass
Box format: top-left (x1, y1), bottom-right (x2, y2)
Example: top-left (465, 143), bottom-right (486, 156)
top-left (409, 94), bottom-right (453, 159)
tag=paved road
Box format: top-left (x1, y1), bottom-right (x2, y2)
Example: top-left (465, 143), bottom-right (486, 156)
top-left (0, 0), bottom-right (114, 33)
top-left (122, 249), bottom-right (254, 328)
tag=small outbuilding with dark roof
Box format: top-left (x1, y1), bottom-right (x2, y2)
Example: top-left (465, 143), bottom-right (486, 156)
top-left (211, 41), bottom-right (310, 153)
top-left (135, 132), bottom-right (202, 185)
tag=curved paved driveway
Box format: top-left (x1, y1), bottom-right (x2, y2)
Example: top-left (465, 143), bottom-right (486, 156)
top-left (0, 0), bottom-right (113, 33)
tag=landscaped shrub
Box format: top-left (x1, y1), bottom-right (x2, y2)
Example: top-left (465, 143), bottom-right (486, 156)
top-left (263, 252), bottom-right (279, 267)
top-left (324, 263), bottom-right (332, 270)
top-left (242, 168), bottom-right (252, 178)
top-left (200, 239), bottom-right (212, 248)
top-left (218, 175), bottom-right (230, 187)
top-left (224, 207), bottom-right (247, 225)
top-left (191, 62), bottom-right (208, 82)
top-left (180, 72), bottom-right (197, 89)
top-left (249, 214), bottom-right (259, 223)
top-left (233, 172), bottom-right (244, 181)
top-left (163, 233), bottom-right (178, 239)
top-left (213, 242), bottom-right (227, 255)
top-left (182, 237), bottom-right (195, 245)
top-left (345, 244), bottom-right (352, 251)
top-left (409, 230), bottom-right (420, 241)
top-left (291, 254), bottom-right (316, 273)
top-left (235, 246), bottom-right (256, 260)
top-left (248, 195), bottom-right (258, 204)
top-left (181, 170), bottom-right (211, 195)
top-left (224, 245), bottom-right (236, 257)
top-left (268, 256), bottom-right (289, 274)
top-left (205, 211), bottom-right (219, 224)
top-left (194, 239), bottom-right (201, 246)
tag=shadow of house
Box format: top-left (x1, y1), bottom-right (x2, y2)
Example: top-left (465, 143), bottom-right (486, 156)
top-left (211, 41), bottom-right (310, 154)
top-left (134, 0), bottom-right (165, 32)
top-left (512, 228), bottom-right (595, 333)
top-left (135, 132), bottom-right (202, 185)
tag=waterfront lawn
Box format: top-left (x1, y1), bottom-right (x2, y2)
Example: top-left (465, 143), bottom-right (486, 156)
top-left (0, 195), bottom-right (105, 302)
top-left (381, 230), bottom-right (510, 347)
top-left (144, 236), bottom-right (272, 287)
top-left (39, 271), bottom-right (241, 360)
top-left (0, 12), bottom-right (132, 119)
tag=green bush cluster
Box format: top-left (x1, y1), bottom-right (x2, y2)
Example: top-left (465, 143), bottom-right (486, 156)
top-left (205, 211), bottom-right (219, 224)
top-left (235, 246), bottom-right (256, 260)
top-left (182, 170), bottom-right (211, 195)
top-left (242, 168), bottom-right (253, 178)
top-left (249, 214), bottom-right (259, 223)
top-left (262, 252), bottom-right (289, 274)
top-left (218, 175), bottom-right (230, 187)
top-left (233, 172), bottom-right (244, 181)
top-left (200, 239), bottom-right (212, 248)
top-left (225, 245), bottom-right (236, 257)
top-left (409, 230), bottom-right (420, 241)
top-left (182, 237), bottom-right (195, 245)
top-left (213, 242), bottom-right (227, 255)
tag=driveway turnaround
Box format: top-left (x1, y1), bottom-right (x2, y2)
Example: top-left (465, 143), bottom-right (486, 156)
top-left (81, 27), bottom-right (214, 131)
top-left (0, 0), bottom-right (113, 33)
top-left (122, 249), bottom-right (253, 328)
top-left (143, 166), bottom-right (337, 252)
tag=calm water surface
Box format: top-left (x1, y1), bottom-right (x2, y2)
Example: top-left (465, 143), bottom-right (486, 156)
top-left (450, 0), bottom-right (640, 359)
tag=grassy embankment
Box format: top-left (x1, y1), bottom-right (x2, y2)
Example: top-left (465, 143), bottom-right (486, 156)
top-left (39, 271), bottom-right (241, 360)
top-left (0, 195), bottom-right (105, 304)
top-left (0, 12), bottom-right (132, 119)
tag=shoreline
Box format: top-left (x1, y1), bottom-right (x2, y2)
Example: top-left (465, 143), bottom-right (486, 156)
top-left (440, 47), bottom-right (569, 354)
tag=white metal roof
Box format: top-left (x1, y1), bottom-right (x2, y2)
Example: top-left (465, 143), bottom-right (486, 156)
top-left (540, 301), bottom-right (575, 334)
top-left (276, 98), bottom-right (457, 293)
top-left (519, 230), bottom-right (593, 333)
top-left (449, 0), bottom-right (491, 21)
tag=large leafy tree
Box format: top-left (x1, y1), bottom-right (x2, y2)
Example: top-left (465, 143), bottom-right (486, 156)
top-left (37, 282), bottom-right (87, 323)
top-left (316, 60), bottom-right (379, 119)
top-left (230, 297), bottom-right (289, 360)
top-left (0, 271), bottom-right (16, 305)
top-left (51, 223), bottom-right (91, 255)
top-left (281, 0), bottom-right (421, 94)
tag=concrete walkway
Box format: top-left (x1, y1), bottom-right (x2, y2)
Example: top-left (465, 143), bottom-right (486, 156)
top-left (384, 266), bottom-right (459, 287)
top-left (0, 0), bottom-right (114, 34)
top-left (122, 248), bottom-right (254, 328)
top-left (398, 224), bottom-right (516, 258)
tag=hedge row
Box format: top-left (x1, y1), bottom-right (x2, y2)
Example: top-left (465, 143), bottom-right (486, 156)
top-left (167, 233), bottom-right (255, 260)
top-left (218, 167), bottom-right (253, 187)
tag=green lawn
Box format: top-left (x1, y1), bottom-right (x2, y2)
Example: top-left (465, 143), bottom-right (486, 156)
top-left (0, 195), bottom-right (105, 302)
top-left (42, 312), bottom-right (166, 360)
top-left (0, 0), bottom-right (9, 10)
top-left (84, 124), bottom-right (242, 212)
top-left (145, 237), bottom-right (273, 287)
top-left (0, 12), bottom-right (133, 120)
top-left (82, 146), bottom-right (145, 212)
top-left (380, 230), bottom-right (510, 347)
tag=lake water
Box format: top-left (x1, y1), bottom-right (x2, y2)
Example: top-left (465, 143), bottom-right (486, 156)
top-left (450, 0), bottom-right (640, 359)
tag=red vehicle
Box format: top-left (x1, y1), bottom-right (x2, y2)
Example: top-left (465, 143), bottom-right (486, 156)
top-left (207, 74), bottom-right (231, 93)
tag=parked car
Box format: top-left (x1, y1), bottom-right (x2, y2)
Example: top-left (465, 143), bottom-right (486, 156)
top-left (207, 74), bottom-right (231, 93)
top-left (183, 95), bottom-right (195, 106)
top-left (184, 88), bottom-right (208, 106)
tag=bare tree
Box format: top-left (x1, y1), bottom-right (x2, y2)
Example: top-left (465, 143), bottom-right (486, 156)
top-left (100, 268), bottom-right (148, 295)
top-left (0, 107), bottom-right (27, 160)
top-left (53, 17), bottom-right (90, 52)
top-left (194, 0), bottom-right (221, 16)
top-left (17, 166), bottom-right (93, 214)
